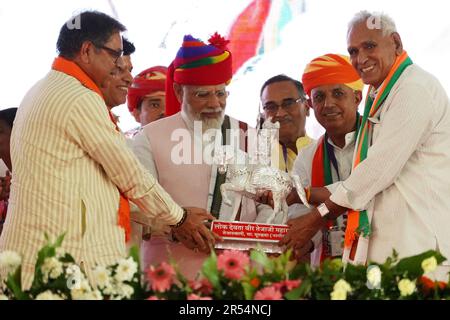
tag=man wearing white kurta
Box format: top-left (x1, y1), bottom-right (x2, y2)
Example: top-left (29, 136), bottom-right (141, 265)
top-left (281, 11), bottom-right (450, 280)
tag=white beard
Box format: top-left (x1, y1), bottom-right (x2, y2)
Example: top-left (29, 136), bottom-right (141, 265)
top-left (182, 103), bottom-right (225, 133)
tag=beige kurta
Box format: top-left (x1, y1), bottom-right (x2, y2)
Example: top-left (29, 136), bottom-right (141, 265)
top-left (0, 70), bottom-right (183, 289)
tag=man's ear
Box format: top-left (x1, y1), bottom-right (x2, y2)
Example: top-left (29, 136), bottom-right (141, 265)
top-left (305, 98), bottom-right (313, 116)
top-left (354, 90), bottom-right (363, 105)
top-left (304, 99), bottom-right (311, 117)
top-left (79, 41), bottom-right (93, 64)
top-left (132, 108), bottom-right (141, 124)
top-left (173, 83), bottom-right (183, 103)
top-left (392, 32), bottom-right (403, 56)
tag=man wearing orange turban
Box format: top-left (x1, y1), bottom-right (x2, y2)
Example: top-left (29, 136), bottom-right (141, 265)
top-left (282, 53), bottom-right (364, 265)
top-left (283, 11), bottom-right (450, 283)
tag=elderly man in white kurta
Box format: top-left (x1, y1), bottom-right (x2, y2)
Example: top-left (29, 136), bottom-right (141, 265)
top-left (132, 34), bottom-right (272, 279)
top-left (281, 11), bottom-right (450, 280)
top-left (0, 12), bottom-right (214, 290)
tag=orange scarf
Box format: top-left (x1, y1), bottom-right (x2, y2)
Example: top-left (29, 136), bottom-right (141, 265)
top-left (52, 56), bottom-right (131, 242)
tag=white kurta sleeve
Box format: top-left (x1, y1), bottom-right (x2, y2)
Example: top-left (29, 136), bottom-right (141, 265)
top-left (331, 82), bottom-right (434, 210)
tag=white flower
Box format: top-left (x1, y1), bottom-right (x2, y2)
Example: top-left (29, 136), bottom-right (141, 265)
top-left (0, 294), bottom-right (9, 300)
top-left (0, 251), bottom-right (22, 271)
top-left (93, 265), bottom-right (112, 289)
top-left (41, 257), bottom-right (63, 282)
top-left (83, 290), bottom-right (103, 300)
top-left (102, 283), bottom-right (116, 296)
top-left (330, 288), bottom-right (348, 300)
top-left (66, 264), bottom-right (82, 276)
top-left (421, 256), bottom-right (438, 274)
top-left (117, 283), bottom-right (134, 299)
top-left (71, 279), bottom-right (95, 300)
top-left (366, 265), bottom-right (382, 289)
top-left (333, 279), bottom-right (352, 293)
top-left (398, 278), bottom-right (416, 297)
top-left (114, 257), bottom-right (138, 282)
top-left (35, 290), bottom-right (64, 300)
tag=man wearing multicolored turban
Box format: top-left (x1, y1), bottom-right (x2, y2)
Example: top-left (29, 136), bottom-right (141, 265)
top-left (127, 66), bottom-right (168, 127)
top-left (131, 33), bottom-right (273, 280)
top-left (282, 53), bottom-right (363, 266)
top-left (281, 12), bottom-right (450, 281)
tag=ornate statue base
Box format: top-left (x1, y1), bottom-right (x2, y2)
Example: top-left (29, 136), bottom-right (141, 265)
top-left (211, 220), bottom-right (288, 254)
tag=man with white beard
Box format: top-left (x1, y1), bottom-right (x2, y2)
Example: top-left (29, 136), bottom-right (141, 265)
top-left (132, 33), bottom-right (272, 279)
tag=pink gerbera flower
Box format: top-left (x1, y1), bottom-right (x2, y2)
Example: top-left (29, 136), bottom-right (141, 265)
top-left (147, 295), bottom-right (165, 300)
top-left (217, 250), bottom-right (250, 280)
top-left (254, 286), bottom-right (283, 300)
top-left (146, 262), bottom-right (176, 292)
top-left (187, 294), bottom-right (212, 300)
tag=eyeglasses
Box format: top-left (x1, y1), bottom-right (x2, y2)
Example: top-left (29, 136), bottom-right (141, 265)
top-left (96, 45), bottom-right (123, 65)
top-left (192, 89), bottom-right (229, 101)
top-left (262, 98), bottom-right (304, 114)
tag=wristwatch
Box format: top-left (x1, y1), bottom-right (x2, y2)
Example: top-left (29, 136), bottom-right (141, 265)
top-left (317, 203), bottom-right (330, 218)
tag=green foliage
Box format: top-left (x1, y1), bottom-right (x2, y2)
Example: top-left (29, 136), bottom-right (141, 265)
top-left (1, 235), bottom-right (449, 300)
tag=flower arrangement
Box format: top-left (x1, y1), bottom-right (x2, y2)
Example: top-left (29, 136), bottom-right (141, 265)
top-left (1, 234), bottom-right (449, 300)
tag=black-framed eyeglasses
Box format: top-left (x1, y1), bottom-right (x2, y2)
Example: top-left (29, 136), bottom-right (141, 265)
top-left (262, 97), bottom-right (304, 114)
top-left (96, 45), bottom-right (123, 65)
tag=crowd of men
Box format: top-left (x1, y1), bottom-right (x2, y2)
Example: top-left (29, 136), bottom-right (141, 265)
top-left (1, 9), bottom-right (449, 290)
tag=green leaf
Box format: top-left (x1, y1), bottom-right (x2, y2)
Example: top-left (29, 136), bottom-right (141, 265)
top-left (242, 282), bottom-right (257, 300)
top-left (285, 285), bottom-right (303, 300)
top-left (54, 233), bottom-right (66, 248)
top-left (396, 250), bottom-right (446, 278)
top-left (6, 266), bottom-right (30, 300)
top-left (344, 263), bottom-right (367, 282)
top-left (128, 246), bottom-right (141, 270)
top-left (250, 249), bottom-right (273, 272)
top-left (289, 278), bottom-right (312, 300)
top-left (202, 251), bottom-right (220, 289)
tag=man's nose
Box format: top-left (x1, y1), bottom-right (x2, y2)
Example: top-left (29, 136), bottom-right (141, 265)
top-left (275, 105), bottom-right (288, 117)
top-left (207, 93), bottom-right (222, 108)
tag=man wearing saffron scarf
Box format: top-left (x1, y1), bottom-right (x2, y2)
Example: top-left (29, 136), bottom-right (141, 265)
top-left (0, 11), bottom-right (216, 290)
top-left (287, 54), bottom-right (363, 266)
top-left (132, 33), bottom-right (272, 279)
top-left (100, 37), bottom-right (135, 111)
top-left (281, 11), bottom-right (450, 280)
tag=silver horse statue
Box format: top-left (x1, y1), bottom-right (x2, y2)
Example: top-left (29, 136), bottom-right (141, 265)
top-left (214, 118), bottom-right (311, 224)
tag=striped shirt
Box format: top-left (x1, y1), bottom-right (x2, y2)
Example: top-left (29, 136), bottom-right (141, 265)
top-left (0, 70), bottom-right (183, 289)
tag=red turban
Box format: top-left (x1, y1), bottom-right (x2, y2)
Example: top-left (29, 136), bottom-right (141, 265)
top-left (302, 54), bottom-right (363, 98)
top-left (165, 33), bottom-right (233, 117)
top-left (127, 66), bottom-right (168, 112)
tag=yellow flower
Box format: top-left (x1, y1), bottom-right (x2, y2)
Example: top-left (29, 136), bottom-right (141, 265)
top-left (330, 288), bottom-right (347, 300)
top-left (398, 279), bottom-right (416, 297)
top-left (334, 279), bottom-right (352, 293)
top-left (421, 256), bottom-right (438, 273)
